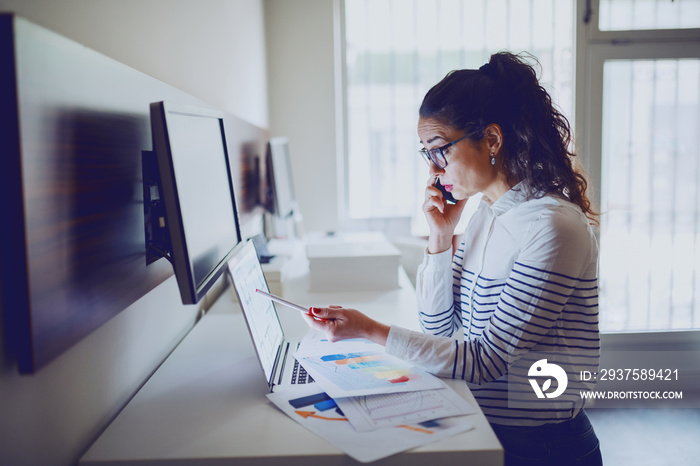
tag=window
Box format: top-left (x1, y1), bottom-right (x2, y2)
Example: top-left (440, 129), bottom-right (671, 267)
top-left (598, 59), bottom-right (700, 331)
top-left (341, 0), bottom-right (575, 234)
top-left (599, 0), bottom-right (700, 31)
top-left (580, 0), bottom-right (700, 332)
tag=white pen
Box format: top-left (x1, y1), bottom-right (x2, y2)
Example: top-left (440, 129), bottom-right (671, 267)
top-left (254, 289), bottom-right (330, 321)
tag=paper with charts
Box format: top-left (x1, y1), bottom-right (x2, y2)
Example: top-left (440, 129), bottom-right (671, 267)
top-left (334, 387), bottom-right (476, 432)
top-left (295, 342), bottom-right (446, 398)
top-left (267, 384), bottom-right (474, 463)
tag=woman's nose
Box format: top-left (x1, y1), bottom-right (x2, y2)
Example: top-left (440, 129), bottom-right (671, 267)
top-left (429, 162), bottom-right (445, 177)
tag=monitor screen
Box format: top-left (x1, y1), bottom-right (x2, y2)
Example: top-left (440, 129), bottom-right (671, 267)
top-left (150, 101), bottom-right (242, 304)
top-left (266, 137), bottom-right (296, 218)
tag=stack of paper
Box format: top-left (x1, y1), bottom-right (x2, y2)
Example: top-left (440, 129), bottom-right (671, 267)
top-left (266, 333), bottom-right (476, 463)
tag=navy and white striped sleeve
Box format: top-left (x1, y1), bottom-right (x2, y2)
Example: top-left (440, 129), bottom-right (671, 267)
top-left (414, 248), bottom-right (460, 337)
top-left (388, 209), bottom-right (599, 384)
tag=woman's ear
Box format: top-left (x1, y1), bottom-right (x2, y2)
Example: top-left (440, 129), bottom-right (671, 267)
top-left (484, 124), bottom-right (503, 154)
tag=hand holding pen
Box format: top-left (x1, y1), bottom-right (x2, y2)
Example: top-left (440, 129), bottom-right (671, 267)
top-left (254, 289), bottom-right (330, 322)
top-left (255, 289), bottom-right (388, 344)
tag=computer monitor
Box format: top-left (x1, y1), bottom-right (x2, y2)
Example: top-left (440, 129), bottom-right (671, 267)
top-left (149, 101), bottom-right (242, 304)
top-left (265, 137), bottom-right (297, 219)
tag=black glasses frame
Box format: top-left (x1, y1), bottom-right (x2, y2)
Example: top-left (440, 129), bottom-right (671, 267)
top-left (418, 134), bottom-right (469, 169)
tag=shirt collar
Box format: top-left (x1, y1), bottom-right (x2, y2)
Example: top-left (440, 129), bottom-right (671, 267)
top-left (485, 182), bottom-right (533, 216)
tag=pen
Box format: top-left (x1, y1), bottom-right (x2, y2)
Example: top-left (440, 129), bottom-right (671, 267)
top-left (255, 289), bottom-right (330, 322)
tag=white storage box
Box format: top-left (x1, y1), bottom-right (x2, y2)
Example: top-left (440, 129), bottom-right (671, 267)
top-left (262, 257), bottom-right (285, 296)
top-left (306, 236), bottom-right (401, 292)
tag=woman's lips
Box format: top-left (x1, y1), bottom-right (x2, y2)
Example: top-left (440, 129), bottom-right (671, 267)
top-left (443, 184), bottom-right (454, 192)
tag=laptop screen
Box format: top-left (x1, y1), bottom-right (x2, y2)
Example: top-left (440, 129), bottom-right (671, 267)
top-left (227, 241), bottom-right (284, 383)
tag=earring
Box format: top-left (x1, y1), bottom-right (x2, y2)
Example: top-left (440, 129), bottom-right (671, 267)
top-left (490, 152), bottom-right (496, 165)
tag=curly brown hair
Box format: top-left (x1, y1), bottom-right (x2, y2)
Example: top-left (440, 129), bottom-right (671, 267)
top-left (419, 51), bottom-right (597, 224)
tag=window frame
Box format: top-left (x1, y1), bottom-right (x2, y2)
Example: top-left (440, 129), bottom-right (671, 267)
top-left (575, 0), bottom-right (700, 343)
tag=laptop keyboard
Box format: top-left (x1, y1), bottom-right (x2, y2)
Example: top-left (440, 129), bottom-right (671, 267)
top-left (291, 359), bottom-right (314, 384)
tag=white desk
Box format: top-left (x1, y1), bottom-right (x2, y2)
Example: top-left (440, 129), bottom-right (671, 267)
top-left (80, 243), bottom-right (503, 465)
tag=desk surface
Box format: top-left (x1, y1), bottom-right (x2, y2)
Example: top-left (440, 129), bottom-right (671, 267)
top-left (80, 241), bottom-right (503, 465)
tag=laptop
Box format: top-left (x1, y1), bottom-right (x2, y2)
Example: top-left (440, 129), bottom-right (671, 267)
top-left (227, 240), bottom-right (313, 392)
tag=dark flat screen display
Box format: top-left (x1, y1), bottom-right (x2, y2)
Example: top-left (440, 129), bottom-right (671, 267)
top-left (268, 137), bottom-right (296, 218)
top-left (166, 111), bottom-right (239, 289)
top-left (151, 102), bottom-right (242, 304)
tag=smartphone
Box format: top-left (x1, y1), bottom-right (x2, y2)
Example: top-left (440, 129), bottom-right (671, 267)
top-left (435, 179), bottom-right (457, 205)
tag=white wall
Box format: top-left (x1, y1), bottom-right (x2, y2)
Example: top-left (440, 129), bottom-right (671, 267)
top-left (0, 0), bottom-right (268, 128)
top-left (0, 1), bottom-right (267, 465)
top-left (265, 0), bottom-right (339, 233)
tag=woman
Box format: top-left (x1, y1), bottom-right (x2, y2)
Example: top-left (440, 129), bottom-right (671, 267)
top-left (305, 51), bottom-right (603, 465)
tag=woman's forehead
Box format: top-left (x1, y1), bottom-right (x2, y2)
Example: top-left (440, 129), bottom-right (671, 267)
top-left (417, 118), bottom-right (458, 143)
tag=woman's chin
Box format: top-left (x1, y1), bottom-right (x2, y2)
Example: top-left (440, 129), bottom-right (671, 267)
top-left (452, 188), bottom-right (469, 201)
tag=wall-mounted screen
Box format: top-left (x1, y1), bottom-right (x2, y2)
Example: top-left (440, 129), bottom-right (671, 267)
top-left (265, 137), bottom-right (297, 219)
top-left (150, 101), bottom-right (242, 304)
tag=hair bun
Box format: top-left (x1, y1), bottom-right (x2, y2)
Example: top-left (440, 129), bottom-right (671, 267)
top-left (479, 62), bottom-right (493, 76)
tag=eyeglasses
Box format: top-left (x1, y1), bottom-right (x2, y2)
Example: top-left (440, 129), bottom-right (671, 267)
top-left (418, 134), bottom-right (469, 169)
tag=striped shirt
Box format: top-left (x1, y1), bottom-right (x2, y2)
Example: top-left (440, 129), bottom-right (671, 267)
top-left (385, 184), bottom-right (600, 426)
